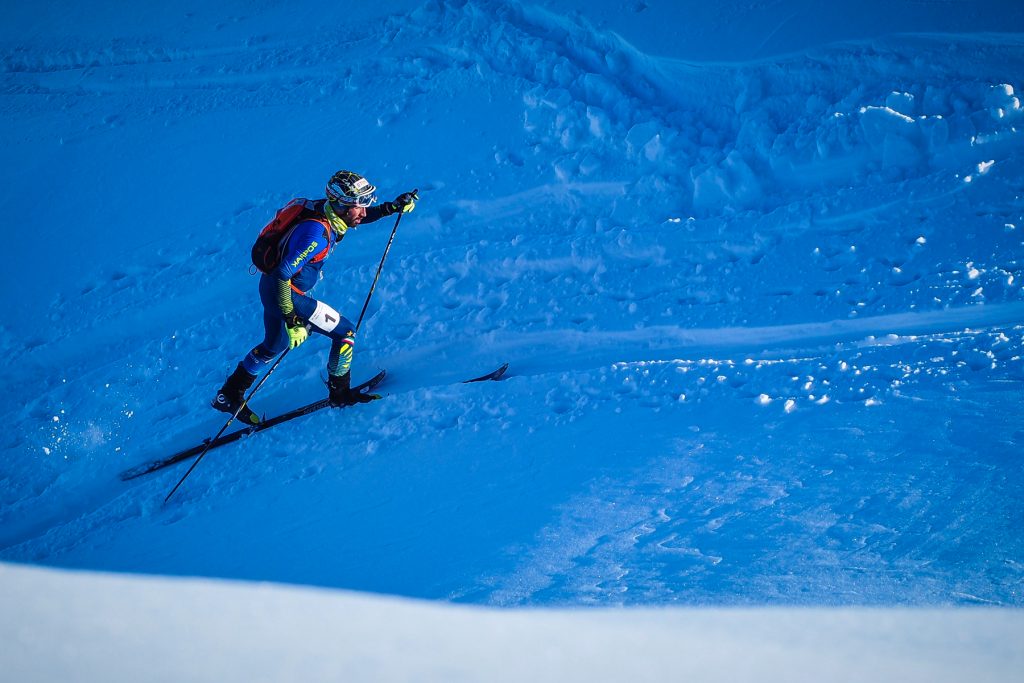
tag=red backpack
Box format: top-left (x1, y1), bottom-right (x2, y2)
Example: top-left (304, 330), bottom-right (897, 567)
top-left (250, 199), bottom-right (332, 274)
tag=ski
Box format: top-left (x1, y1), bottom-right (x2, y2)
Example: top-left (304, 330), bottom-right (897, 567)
top-left (122, 362), bottom-right (508, 482)
top-left (119, 370), bottom-right (387, 481)
top-left (463, 362), bottom-right (509, 383)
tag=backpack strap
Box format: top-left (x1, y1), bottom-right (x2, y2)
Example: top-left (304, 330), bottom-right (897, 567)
top-left (307, 218), bottom-right (334, 264)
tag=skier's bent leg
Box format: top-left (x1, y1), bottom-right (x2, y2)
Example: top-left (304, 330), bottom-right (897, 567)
top-left (241, 343), bottom-right (280, 375)
top-left (293, 298), bottom-right (357, 376)
top-left (327, 336), bottom-right (355, 377)
top-left (302, 300), bottom-right (354, 339)
top-left (240, 300), bottom-right (292, 375)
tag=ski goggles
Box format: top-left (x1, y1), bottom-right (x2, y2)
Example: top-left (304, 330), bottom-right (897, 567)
top-left (330, 192), bottom-right (377, 209)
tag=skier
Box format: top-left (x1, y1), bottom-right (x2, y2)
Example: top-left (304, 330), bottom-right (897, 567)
top-left (213, 170), bottom-right (417, 424)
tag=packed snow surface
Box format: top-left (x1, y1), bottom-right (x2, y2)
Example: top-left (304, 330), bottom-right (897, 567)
top-left (2, 0), bottom-right (1023, 678)
top-left (3, 561), bottom-right (1023, 683)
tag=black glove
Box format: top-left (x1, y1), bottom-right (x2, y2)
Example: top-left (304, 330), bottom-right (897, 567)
top-left (391, 189), bottom-right (419, 214)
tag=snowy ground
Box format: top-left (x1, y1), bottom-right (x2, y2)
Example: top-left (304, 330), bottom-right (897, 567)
top-left (4, 561), bottom-right (1022, 683)
top-left (2, 0), bottom-right (1023, 677)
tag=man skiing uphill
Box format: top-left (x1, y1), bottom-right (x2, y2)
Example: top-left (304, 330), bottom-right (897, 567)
top-left (213, 170), bottom-right (417, 425)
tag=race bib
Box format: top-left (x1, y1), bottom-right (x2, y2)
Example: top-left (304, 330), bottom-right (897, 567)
top-left (309, 300), bottom-right (343, 333)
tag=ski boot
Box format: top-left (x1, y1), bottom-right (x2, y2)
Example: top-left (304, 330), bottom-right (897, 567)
top-left (212, 363), bottom-right (261, 425)
top-left (327, 372), bottom-right (380, 407)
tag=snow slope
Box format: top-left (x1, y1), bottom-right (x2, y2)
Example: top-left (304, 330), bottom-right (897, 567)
top-left (1, 0), bottom-right (1024, 674)
top-left (3, 561), bottom-right (1022, 683)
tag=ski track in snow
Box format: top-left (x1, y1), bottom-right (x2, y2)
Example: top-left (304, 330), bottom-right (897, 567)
top-left (1, 1), bottom-right (1023, 606)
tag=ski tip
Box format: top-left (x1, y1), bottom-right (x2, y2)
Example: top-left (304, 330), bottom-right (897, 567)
top-left (359, 369), bottom-right (386, 389)
top-left (463, 362), bottom-right (509, 383)
top-left (119, 460), bottom-right (167, 481)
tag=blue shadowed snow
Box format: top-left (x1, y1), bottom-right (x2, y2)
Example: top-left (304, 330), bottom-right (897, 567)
top-left (1, 0), bottom-right (1023, 608)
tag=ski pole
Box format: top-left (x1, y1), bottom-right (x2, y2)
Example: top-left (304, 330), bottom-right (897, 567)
top-left (164, 342), bottom-right (297, 503)
top-left (355, 193), bottom-right (414, 332)
top-left (165, 194), bottom-right (412, 502)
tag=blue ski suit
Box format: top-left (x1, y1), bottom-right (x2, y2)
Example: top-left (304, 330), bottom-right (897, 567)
top-left (240, 199), bottom-right (398, 378)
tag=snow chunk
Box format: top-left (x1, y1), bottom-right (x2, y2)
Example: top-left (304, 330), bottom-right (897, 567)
top-left (691, 150), bottom-right (764, 211)
top-left (858, 105), bottom-right (927, 169)
top-left (625, 121), bottom-right (661, 158)
top-left (784, 399), bottom-right (796, 413)
top-left (757, 394), bottom-right (772, 405)
top-left (885, 91), bottom-right (916, 117)
top-left (860, 105), bottom-right (915, 125)
top-left (978, 160), bottom-right (995, 175)
top-left (586, 106), bottom-right (610, 139)
top-left (986, 84), bottom-right (1021, 120)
